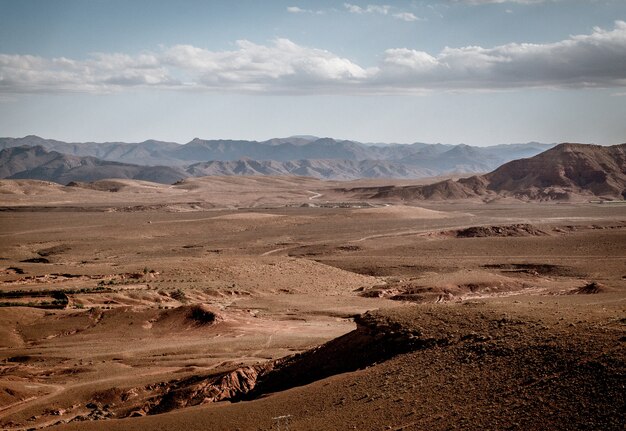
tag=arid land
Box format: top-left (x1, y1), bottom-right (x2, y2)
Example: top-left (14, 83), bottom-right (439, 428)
top-left (0, 177), bottom-right (624, 430)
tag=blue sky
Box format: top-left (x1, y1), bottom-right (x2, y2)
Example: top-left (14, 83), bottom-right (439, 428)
top-left (1, 0), bottom-right (625, 146)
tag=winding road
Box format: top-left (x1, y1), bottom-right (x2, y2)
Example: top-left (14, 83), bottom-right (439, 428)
top-left (306, 190), bottom-right (323, 200)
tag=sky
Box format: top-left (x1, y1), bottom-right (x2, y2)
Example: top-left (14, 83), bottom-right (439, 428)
top-left (1, 0), bottom-right (625, 146)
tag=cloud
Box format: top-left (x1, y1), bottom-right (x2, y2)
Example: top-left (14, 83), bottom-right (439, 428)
top-left (164, 39), bottom-right (372, 92)
top-left (287, 6), bottom-right (308, 13)
top-left (392, 12), bottom-right (421, 22)
top-left (0, 39), bottom-right (372, 94)
top-left (344, 3), bottom-right (423, 21)
top-left (376, 20), bottom-right (626, 90)
top-left (0, 52), bottom-right (176, 93)
top-left (1, 21), bottom-right (626, 95)
top-left (453, 0), bottom-right (549, 4)
top-left (286, 6), bottom-right (324, 14)
top-left (344, 3), bottom-right (391, 15)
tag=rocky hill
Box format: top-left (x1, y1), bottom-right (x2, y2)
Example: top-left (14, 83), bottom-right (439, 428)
top-left (340, 143), bottom-right (626, 201)
top-left (482, 143), bottom-right (626, 199)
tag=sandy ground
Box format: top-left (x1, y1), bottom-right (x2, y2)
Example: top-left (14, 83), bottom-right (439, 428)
top-left (0, 177), bottom-right (624, 430)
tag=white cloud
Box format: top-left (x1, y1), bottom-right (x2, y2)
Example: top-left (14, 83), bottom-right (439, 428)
top-left (286, 6), bottom-right (324, 14)
top-left (392, 12), bottom-right (421, 22)
top-left (287, 6), bottom-right (307, 13)
top-left (344, 3), bottom-right (422, 21)
top-left (1, 21), bottom-right (626, 95)
top-left (454, 0), bottom-right (549, 4)
top-left (167, 39), bottom-right (371, 86)
top-left (375, 20), bottom-right (626, 90)
top-left (365, 4), bottom-right (391, 14)
top-left (344, 3), bottom-right (364, 13)
top-left (344, 3), bottom-right (390, 15)
top-left (0, 39), bottom-right (372, 94)
top-left (0, 52), bottom-right (176, 93)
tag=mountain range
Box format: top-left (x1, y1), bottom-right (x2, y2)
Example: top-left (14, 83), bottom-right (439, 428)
top-left (1, 142), bottom-right (623, 201)
top-left (0, 135), bottom-right (553, 181)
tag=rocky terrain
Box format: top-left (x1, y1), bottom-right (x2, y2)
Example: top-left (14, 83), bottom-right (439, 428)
top-left (0, 142), bottom-right (625, 430)
top-left (0, 171), bottom-right (624, 430)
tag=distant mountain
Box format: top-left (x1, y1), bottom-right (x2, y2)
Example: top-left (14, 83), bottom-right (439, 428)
top-left (186, 159), bottom-right (436, 180)
top-left (172, 137), bottom-right (377, 163)
top-left (340, 143), bottom-right (626, 201)
top-left (401, 142), bottom-right (556, 173)
top-left (0, 135), bottom-right (182, 166)
top-left (401, 144), bottom-right (497, 172)
top-left (263, 136), bottom-right (319, 146)
top-left (0, 135), bottom-right (554, 177)
top-left (0, 146), bottom-right (188, 184)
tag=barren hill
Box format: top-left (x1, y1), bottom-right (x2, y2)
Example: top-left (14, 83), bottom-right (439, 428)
top-left (483, 143), bottom-right (626, 199)
top-left (341, 143), bottom-right (626, 201)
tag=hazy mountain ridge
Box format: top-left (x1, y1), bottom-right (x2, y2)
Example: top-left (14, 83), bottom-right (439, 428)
top-left (0, 146), bottom-right (437, 183)
top-left (0, 135), bottom-right (554, 176)
top-left (186, 159), bottom-right (437, 180)
top-left (0, 146), bottom-right (188, 184)
top-left (0, 136), bottom-right (182, 167)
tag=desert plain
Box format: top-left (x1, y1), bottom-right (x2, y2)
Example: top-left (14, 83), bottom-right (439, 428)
top-left (0, 176), bottom-right (624, 430)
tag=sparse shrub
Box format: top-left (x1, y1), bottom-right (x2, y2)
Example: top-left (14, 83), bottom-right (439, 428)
top-left (52, 291), bottom-right (67, 301)
top-left (190, 305), bottom-right (218, 324)
top-left (170, 289), bottom-right (187, 302)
